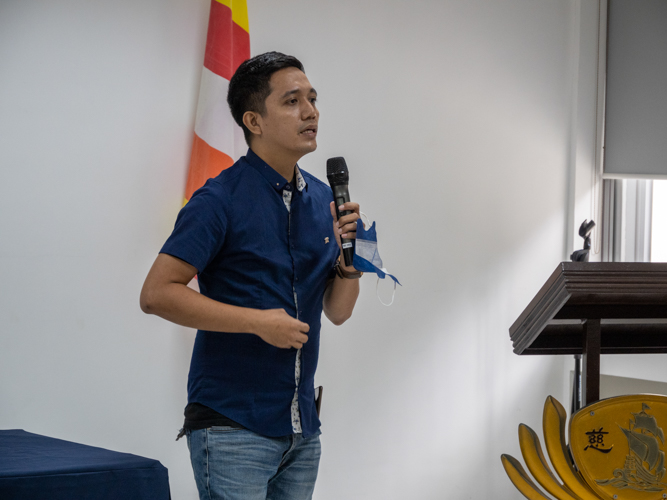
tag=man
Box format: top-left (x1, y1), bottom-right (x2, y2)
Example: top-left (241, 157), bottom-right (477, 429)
top-left (140, 52), bottom-right (361, 500)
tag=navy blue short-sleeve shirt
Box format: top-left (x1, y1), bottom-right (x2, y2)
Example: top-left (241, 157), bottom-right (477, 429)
top-left (160, 149), bottom-right (339, 438)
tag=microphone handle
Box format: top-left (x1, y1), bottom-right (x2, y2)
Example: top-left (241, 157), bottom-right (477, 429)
top-left (332, 184), bottom-right (355, 267)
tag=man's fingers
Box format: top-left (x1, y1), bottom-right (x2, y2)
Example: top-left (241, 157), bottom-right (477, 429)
top-left (291, 320), bottom-right (309, 347)
top-left (331, 201), bottom-right (362, 239)
top-left (337, 202), bottom-right (360, 215)
top-left (338, 221), bottom-right (358, 233)
top-left (329, 201), bottom-right (337, 221)
top-left (336, 218), bottom-right (358, 239)
top-left (258, 309), bottom-right (313, 349)
top-left (289, 331), bottom-right (309, 349)
top-left (296, 332), bottom-right (309, 344)
top-left (337, 212), bottom-right (360, 227)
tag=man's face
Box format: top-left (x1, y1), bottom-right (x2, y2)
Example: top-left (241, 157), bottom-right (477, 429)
top-left (256, 67), bottom-right (319, 158)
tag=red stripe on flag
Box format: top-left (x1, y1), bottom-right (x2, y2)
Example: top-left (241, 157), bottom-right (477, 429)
top-left (231, 19), bottom-right (250, 73)
top-left (203, 0), bottom-right (251, 81)
top-left (185, 133), bottom-right (235, 201)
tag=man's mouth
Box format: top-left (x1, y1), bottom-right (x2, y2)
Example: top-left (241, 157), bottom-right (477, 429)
top-left (300, 126), bottom-right (317, 136)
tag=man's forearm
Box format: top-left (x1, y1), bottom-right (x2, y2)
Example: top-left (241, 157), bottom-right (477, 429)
top-left (141, 280), bottom-right (260, 333)
top-left (140, 253), bottom-right (310, 349)
top-left (322, 273), bottom-right (360, 326)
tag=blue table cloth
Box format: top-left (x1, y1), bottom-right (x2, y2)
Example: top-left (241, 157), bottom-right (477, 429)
top-left (0, 429), bottom-right (170, 500)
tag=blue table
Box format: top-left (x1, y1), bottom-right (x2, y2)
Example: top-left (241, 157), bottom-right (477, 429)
top-left (0, 429), bottom-right (170, 500)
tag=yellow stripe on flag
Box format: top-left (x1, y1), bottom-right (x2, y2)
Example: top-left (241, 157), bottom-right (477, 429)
top-left (214, 0), bottom-right (249, 32)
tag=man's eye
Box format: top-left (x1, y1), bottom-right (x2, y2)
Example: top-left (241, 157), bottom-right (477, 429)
top-left (310, 97), bottom-right (318, 104)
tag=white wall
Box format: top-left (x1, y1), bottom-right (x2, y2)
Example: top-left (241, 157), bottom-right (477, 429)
top-left (568, 0), bottom-right (606, 261)
top-left (0, 0), bottom-right (600, 498)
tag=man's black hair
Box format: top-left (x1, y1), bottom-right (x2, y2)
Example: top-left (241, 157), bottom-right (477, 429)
top-left (227, 51), bottom-right (305, 146)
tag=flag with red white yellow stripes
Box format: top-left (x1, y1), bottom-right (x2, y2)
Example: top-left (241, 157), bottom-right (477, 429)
top-left (185, 0), bottom-right (250, 204)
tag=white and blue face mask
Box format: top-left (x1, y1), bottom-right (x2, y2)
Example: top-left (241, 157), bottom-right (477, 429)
top-left (353, 217), bottom-right (401, 305)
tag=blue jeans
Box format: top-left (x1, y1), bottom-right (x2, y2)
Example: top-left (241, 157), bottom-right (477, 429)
top-left (186, 427), bottom-right (321, 500)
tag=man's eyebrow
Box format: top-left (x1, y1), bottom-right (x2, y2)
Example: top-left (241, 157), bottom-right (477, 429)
top-left (280, 88), bottom-right (318, 99)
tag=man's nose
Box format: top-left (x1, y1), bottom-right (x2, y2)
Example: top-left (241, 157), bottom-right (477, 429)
top-left (302, 101), bottom-right (317, 120)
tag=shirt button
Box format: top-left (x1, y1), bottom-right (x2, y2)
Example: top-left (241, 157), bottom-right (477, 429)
top-left (285, 185), bottom-right (292, 191)
top-left (295, 276), bottom-right (299, 281)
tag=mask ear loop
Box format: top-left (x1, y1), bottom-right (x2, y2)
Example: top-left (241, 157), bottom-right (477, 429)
top-left (376, 273), bottom-right (397, 306)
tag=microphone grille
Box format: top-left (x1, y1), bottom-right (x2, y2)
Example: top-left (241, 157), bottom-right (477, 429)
top-left (326, 157), bottom-right (348, 177)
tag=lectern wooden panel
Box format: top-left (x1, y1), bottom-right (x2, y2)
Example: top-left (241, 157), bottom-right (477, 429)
top-left (509, 262), bottom-right (667, 404)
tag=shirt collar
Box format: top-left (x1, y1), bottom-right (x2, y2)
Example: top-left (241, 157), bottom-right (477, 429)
top-left (245, 148), bottom-right (308, 193)
top-left (294, 166), bottom-right (306, 192)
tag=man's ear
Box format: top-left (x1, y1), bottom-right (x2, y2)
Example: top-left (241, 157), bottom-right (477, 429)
top-left (242, 111), bottom-right (262, 139)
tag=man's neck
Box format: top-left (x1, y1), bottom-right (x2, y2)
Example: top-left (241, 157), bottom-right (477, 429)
top-left (249, 144), bottom-right (300, 182)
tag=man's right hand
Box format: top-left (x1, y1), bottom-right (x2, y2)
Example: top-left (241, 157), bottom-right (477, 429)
top-left (254, 309), bottom-right (310, 349)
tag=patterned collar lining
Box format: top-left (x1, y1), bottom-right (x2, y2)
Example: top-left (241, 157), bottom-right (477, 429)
top-left (294, 166), bottom-right (306, 192)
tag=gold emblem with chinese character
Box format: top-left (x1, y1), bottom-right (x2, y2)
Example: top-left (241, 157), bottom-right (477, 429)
top-left (501, 395), bottom-right (667, 500)
top-left (570, 395), bottom-right (667, 499)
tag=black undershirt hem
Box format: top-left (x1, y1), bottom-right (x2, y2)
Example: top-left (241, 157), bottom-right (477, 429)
top-left (183, 402), bottom-right (245, 430)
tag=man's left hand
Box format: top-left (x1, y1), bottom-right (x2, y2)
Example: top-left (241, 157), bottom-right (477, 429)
top-left (329, 201), bottom-right (360, 271)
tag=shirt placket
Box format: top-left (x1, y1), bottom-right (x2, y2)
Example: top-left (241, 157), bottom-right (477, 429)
top-left (283, 185), bottom-right (302, 434)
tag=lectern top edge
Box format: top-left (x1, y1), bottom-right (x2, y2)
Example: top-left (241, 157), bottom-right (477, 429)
top-left (509, 262), bottom-right (667, 355)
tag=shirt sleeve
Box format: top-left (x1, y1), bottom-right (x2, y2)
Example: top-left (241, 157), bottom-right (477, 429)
top-left (159, 185), bottom-right (227, 273)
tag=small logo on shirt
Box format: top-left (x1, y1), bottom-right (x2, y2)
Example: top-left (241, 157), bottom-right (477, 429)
top-left (324, 237), bottom-right (330, 244)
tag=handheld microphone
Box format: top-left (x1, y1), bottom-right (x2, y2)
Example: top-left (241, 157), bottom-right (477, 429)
top-left (326, 157), bottom-right (354, 267)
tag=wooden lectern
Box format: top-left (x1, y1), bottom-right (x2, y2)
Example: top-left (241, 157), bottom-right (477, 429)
top-left (510, 262), bottom-right (667, 405)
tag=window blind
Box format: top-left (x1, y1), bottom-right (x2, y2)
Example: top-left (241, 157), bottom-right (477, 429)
top-left (604, 0), bottom-right (667, 178)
